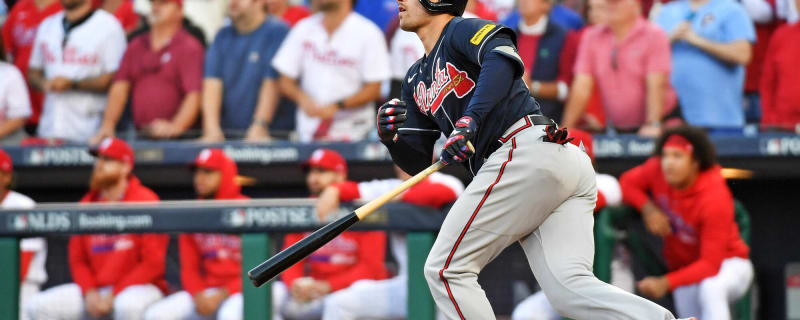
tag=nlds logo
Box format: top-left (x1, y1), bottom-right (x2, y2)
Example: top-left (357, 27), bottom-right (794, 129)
top-left (414, 60), bottom-right (475, 115)
top-left (8, 212), bottom-right (71, 232)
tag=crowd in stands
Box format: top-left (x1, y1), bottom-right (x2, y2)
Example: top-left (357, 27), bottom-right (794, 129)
top-left (0, 0), bottom-right (798, 147)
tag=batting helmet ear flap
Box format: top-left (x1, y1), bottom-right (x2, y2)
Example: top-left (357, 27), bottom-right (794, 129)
top-left (418, 0), bottom-right (468, 16)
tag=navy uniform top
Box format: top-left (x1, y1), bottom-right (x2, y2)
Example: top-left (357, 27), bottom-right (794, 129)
top-left (395, 17), bottom-right (541, 175)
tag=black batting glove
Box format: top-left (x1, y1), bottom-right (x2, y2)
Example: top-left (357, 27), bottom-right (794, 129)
top-left (377, 99), bottom-right (407, 143)
top-left (543, 120), bottom-right (574, 145)
top-left (440, 116), bottom-right (476, 165)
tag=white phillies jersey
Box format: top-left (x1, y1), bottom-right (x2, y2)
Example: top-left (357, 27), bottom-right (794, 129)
top-left (272, 12), bottom-right (391, 143)
top-left (390, 29), bottom-right (424, 81)
top-left (0, 63), bottom-right (33, 122)
top-left (1, 191), bottom-right (47, 285)
top-left (29, 10), bottom-right (126, 143)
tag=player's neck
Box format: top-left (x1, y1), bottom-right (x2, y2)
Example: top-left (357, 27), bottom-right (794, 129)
top-left (151, 20), bottom-right (181, 50)
top-left (418, 15), bottom-right (454, 55)
top-left (34, 0), bottom-right (54, 9)
top-left (609, 17), bottom-right (636, 41)
top-left (65, 2), bottom-right (93, 22)
top-left (322, 7), bottom-right (351, 35)
top-left (101, 177), bottom-right (128, 202)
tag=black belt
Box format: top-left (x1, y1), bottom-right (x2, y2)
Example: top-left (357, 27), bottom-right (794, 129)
top-left (486, 114), bottom-right (552, 156)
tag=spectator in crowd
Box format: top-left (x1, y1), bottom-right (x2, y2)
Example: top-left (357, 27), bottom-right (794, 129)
top-left (388, 26), bottom-right (424, 101)
top-left (27, 0), bottom-right (126, 143)
top-left (1, 0), bottom-right (61, 131)
top-left (266, 0), bottom-right (310, 27)
top-left (272, 0), bottom-right (390, 142)
top-left (761, 0), bottom-right (800, 132)
top-left (91, 0), bottom-right (203, 143)
top-left (322, 164), bottom-right (464, 320)
top-left (511, 129), bottom-right (626, 320)
top-left (620, 126), bottom-right (753, 319)
top-left (656, 0), bottom-right (755, 132)
top-left (0, 149), bottom-right (46, 320)
top-left (354, 0), bottom-right (397, 31)
top-left (1, 0), bottom-right (7, 24)
top-left (562, 0), bottom-right (676, 137)
top-left (25, 138), bottom-right (169, 320)
top-left (563, 0), bottom-right (608, 131)
top-left (502, 0), bottom-right (584, 31)
top-left (272, 148), bottom-right (388, 320)
top-left (199, 0), bottom-right (288, 142)
top-left (0, 50), bottom-right (32, 144)
top-left (102, 0), bottom-right (139, 33)
top-left (144, 148), bottom-right (247, 320)
top-left (742, 0), bottom-right (778, 125)
top-left (510, 0), bottom-right (578, 122)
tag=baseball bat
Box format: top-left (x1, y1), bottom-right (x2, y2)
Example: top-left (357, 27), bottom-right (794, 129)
top-left (248, 158), bottom-right (451, 287)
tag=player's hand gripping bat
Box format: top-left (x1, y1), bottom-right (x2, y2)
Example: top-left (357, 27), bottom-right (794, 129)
top-left (247, 142), bottom-right (474, 287)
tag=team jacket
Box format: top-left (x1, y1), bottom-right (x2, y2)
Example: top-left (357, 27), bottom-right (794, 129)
top-left (71, 176), bottom-right (168, 295)
top-left (180, 157), bottom-right (248, 296)
top-left (389, 17), bottom-right (541, 176)
top-left (620, 158), bottom-right (749, 290)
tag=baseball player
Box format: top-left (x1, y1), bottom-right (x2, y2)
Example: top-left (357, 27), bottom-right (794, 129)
top-left (144, 148), bottom-right (248, 320)
top-left (25, 138), bottom-right (168, 320)
top-left (377, 1), bottom-right (687, 319)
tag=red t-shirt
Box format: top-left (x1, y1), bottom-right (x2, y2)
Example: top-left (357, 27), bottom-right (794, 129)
top-left (1, 0), bottom-right (63, 124)
top-left (282, 5), bottom-right (311, 27)
top-left (114, 29), bottom-right (204, 128)
top-left (111, 0), bottom-right (139, 33)
top-left (760, 23), bottom-right (800, 130)
top-left (72, 176), bottom-right (169, 295)
top-left (620, 158), bottom-right (749, 290)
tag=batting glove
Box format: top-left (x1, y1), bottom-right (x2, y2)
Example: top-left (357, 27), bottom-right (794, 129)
top-left (377, 99), bottom-right (407, 143)
top-left (440, 116), bottom-right (476, 165)
top-left (543, 120), bottom-right (574, 145)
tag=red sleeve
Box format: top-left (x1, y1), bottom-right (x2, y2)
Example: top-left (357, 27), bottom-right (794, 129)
top-left (325, 231), bottom-right (387, 291)
top-left (558, 31), bottom-right (581, 84)
top-left (68, 235), bottom-right (97, 294)
top-left (280, 233), bottom-right (308, 288)
top-left (620, 157), bottom-right (660, 211)
top-left (666, 199), bottom-right (734, 290)
top-left (759, 28), bottom-right (780, 126)
top-left (179, 234), bottom-right (207, 296)
top-left (335, 181), bottom-right (361, 202)
top-left (112, 233), bottom-right (169, 295)
top-left (402, 181), bottom-right (458, 209)
top-left (113, 43), bottom-right (136, 83)
top-left (178, 38), bottom-right (204, 94)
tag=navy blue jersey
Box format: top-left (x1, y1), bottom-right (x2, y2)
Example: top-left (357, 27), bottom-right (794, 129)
top-left (397, 17), bottom-right (541, 175)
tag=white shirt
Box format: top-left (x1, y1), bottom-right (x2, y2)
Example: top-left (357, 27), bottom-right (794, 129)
top-left (0, 62), bottom-right (33, 122)
top-left (29, 10), bottom-right (126, 143)
top-left (272, 12), bottom-right (391, 143)
top-left (390, 29), bottom-right (425, 81)
top-left (1, 191), bottom-right (47, 285)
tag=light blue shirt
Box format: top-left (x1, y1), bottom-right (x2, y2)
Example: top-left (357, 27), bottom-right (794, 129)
top-left (656, 0), bottom-right (755, 128)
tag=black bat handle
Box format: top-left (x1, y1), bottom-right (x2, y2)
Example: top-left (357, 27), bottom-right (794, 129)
top-left (248, 212), bottom-right (360, 287)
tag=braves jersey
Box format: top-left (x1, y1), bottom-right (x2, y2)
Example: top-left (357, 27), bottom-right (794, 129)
top-left (399, 17), bottom-right (541, 174)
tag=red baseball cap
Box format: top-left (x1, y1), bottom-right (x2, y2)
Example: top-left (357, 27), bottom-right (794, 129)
top-left (568, 129), bottom-right (595, 161)
top-left (90, 137), bottom-right (134, 165)
top-left (302, 149), bottom-right (347, 174)
top-left (192, 148), bottom-right (230, 171)
top-left (0, 149), bottom-right (12, 173)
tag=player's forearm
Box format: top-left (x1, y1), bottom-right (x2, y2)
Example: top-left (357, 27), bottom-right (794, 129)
top-left (0, 118), bottom-right (27, 138)
top-left (529, 81), bottom-right (563, 100)
top-left (100, 81), bottom-right (131, 130)
top-left (689, 38), bottom-right (752, 65)
top-left (315, 186), bottom-right (341, 220)
top-left (201, 79), bottom-right (224, 132)
top-left (251, 79), bottom-right (280, 126)
top-left (463, 52), bottom-right (515, 128)
top-left (561, 74), bottom-right (593, 128)
top-left (74, 72), bottom-right (115, 93)
top-left (27, 69), bottom-right (47, 92)
top-left (338, 82), bottom-right (382, 110)
top-left (278, 74), bottom-right (310, 104)
top-left (170, 92), bottom-right (201, 134)
top-left (645, 73), bottom-right (665, 125)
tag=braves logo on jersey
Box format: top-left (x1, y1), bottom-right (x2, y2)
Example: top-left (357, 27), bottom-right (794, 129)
top-left (413, 59), bottom-right (475, 115)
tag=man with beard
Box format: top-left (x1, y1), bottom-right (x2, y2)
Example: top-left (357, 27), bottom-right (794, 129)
top-left (144, 148), bottom-right (248, 320)
top-left (27, 0), bottom-right (126, 143)
top-left (25, 137), bottom-right (169, 320)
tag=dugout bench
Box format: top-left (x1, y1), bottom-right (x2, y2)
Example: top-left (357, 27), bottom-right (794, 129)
top-left (0, 200), bottom-right (444, 320)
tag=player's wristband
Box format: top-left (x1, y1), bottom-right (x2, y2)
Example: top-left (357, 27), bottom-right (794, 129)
top-left (336, 100), bottom-right (346, 111)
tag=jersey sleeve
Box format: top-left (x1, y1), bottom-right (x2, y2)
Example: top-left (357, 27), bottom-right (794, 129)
top-left (620, 157), bottom-right (661, 211)
top-left (358, 24), bottom-right (391, 83)
top-left (271, 24), bottom-right (304, 79)
top-left (101, 21), bottom-right (127, 73)
top-left (262, 22), bottom-right (289, 80)
top-left (204, 31), bottom-right (225, 79)
top-left (449, 18), bottom-right (523, 72)
top-left (4, 66), bottom-right (32, 119)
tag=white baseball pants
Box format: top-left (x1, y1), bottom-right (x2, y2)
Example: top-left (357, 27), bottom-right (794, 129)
top-left (673, 257), bottom-right (754, 320)
top-left (143, 289), bottom-right (242, 320)
top-left (25, 283), bottom-right (162, 320)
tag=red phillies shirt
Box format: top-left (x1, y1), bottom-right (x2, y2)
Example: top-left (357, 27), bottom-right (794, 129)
top-left (1, 0), bottom-right (62, 124)
top-left (114, 29), bottom-right (204, 128)
top-left (760, 23), bottom-right (800, 130)
top-left (620, 158), bottom-right (749, 290)
top-left (72, 176), bottom-right (169, 295)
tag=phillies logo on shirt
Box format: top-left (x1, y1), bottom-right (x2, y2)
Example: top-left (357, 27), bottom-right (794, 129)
top-left (413, 59), bottom-right (475, 115)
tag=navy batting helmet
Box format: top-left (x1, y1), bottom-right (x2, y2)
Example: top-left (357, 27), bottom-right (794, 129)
top-left (418, 0), bottom-right (467, 16)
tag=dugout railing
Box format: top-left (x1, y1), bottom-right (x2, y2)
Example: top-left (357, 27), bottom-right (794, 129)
top-left (0, 200), bottom-right (444, 320)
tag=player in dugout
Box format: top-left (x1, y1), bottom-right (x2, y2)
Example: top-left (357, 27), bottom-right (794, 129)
top-left (26, 137), bottom-right (169, 320)
top-left (620, 126), bottom-right (753, 320)
top-left (271, 149), bottom-right (388, 320)
top-left (144, 148), bottom-right (248, 320)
